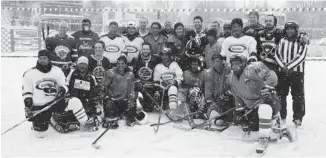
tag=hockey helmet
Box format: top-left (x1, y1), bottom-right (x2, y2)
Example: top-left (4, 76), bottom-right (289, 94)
top-left (135, 110), bottom-right (148, 125)
top-left (188, 56), bottom-right (205, 71)
top-left (127, 21), bottom-right (137, 28)
top-left (284, 21), bottom-right (299, 31)
top-left (229, 54), bottom-right (247, 63)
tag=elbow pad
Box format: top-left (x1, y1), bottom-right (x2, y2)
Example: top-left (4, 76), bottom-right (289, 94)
top-left (24, 97), bottom-right (33, 108)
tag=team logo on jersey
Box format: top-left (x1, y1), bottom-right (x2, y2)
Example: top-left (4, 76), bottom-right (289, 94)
top-left (35, 79), bottom-right (58, 96)
top-left (79, 41), bottom-right (92, 50)
top-left (73, 79), bottom-right (90, 91)
top-left (93, 66), bottom-right (105, 80)
top-left (138, 66), bottom-right (153, 81)
top-left (228, 44), bottom-right (247, 53)
top-left (55, 45), bottom-right (70, 59)
top-left (125, 45), bottom-right (138, 53)
top-left (105, 45), bottom-right (120, 52)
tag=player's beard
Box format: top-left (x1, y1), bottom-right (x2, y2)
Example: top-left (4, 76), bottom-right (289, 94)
top-left (36, 61), bottom-right (52, 73)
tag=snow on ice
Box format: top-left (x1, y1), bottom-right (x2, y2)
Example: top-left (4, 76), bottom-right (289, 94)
top-left (1, 57), bottom-right (326, 157)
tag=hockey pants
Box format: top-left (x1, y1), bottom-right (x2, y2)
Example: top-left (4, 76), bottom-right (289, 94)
top-left (276, 71), bottom-right (305, 121)
top-left (103, 99), bottom-right (136, 120)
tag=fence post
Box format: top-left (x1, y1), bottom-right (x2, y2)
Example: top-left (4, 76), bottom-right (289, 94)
top-left (10, 29), bottom-right (15, 53)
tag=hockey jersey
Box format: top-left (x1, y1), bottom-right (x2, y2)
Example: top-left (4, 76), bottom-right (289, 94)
top-left (100, 34), bottom-right (126, 64)
top-left (185, 28), bottom-right (208, 53)
top-left (22, 65), bottom-right (68, 106)
top-left (88, 55), bottom-right (111, 81)
top-left (122, 35), bottom-right (144, 63)
top-left (133, 55), bottom-right (160, 82)
top-left (71, 30), bottom-right (99, 58)
top-left (46, 34), bottom-right (78, 67)
top-left (227, 62), bottom-right (277, 109)
top-left (183, 70), bottom-right (206, 89)
top-left (221, 35), bottom-right (257, 64)
top-left (101, 69), bottom-right (135, 104)
top-left (153, 61), bottom-right (183, 84)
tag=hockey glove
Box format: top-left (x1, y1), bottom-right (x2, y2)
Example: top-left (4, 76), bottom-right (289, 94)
top-left (56, 86), bottom-right (66, 98)
top-left (134, 80), bottom-right (144, 92)
top-left (220, 91), bottom-right (233, 102)
top-left (24, 98), bottom-right (34, 121)
top-left (298, 32), bottom-right (309, 45)
top-left (261, 85), bottom-right (275, 103)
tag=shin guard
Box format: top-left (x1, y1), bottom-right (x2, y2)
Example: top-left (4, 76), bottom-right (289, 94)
top-left (258, 104), bottom-right (273, 138)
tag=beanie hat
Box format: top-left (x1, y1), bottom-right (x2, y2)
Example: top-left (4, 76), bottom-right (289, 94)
top-left (211, 53), bottom-right (225, 61)
top-left (174, 22), bottom-right (184, 30)
top-left (231, 18), bottom-right (243, 28)
top-left (77, 56), bottom-right (89, 65)
top-left (38, 49), bottom-right (50, 58)
top-left (117, 53), bottom-right (128, 64)
top-left (59, 21), bottom-right (69, 28)
top-left (207, 29), bottom-right (217, 37)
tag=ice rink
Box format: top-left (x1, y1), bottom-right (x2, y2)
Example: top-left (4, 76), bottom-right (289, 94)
top-left (1, 57), bottom-right (326, 157)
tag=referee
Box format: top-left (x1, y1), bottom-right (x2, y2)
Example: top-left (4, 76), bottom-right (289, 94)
top-left (274, 21), bottom-right (308, 127)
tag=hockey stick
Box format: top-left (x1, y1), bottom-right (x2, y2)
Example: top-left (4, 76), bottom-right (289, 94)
top-left (154, 89), bottom-right (165, 134)
top-left (237, 99), bottom-right (264, 121)
top-left (150, 111), bottom-right (200, 127)
top-left (191, 106), bottom-right (236, 130)
top-left (1, 95), bottom-right (66, 136)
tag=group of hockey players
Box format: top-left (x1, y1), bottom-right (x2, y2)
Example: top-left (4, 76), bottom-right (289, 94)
top-left (22, 10), bottom-right (309, 153)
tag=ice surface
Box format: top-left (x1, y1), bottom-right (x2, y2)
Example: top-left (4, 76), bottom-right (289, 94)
top-left (1, 57), bottom-right (326, 157)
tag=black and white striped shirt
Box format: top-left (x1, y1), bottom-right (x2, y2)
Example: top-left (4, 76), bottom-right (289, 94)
top-left (275, 38), bottom-right (308, 73)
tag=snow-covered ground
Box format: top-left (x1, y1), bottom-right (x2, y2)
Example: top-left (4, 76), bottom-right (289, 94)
top-left (1, 57), bottom-right (326, 157)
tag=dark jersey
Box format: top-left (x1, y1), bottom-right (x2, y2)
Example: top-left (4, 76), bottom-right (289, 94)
top-left (185, 29), bottom-right (208, 54)
top-left (243, 23), bottom-right (265, 36)
top-left (71, 30), bottom-right (99, 58)
top-left (46, 34), bottom-right (78, 67)
top-left (132, 55), bottom-right (161, 82)
top-left (88, 55), bottom-right (111, 82)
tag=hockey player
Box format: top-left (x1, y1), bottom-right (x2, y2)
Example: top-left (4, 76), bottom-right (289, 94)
top-left (227, 54), bottom-right (293, 153)
top-left (179, 57), bottom-right (206, 124)
top-left (185, 16), bottom-right (208, 53)
top-left (45, 21), bottom-right (78, 76)
top-left (204, 29), bottom-right (222, 69)
top-left (274, 21), bottom-right (308, 127)
top-left (132, 43), bottom-right (160, 112)
top-left (122, 21), bottom-right (144, 63)
top-left (144, 22), bottom-right (167, 56)
top-left (204, 54), bottom-right (233, 126)
top-left (65, 56), bottom-right (102, 132)
top-left (71, 19), bottom-right (100, 58)
top-left (23, 50), bottom-right (94, 137)
top-left (153, 47), bottom-right (183, 111)
top-left (243, 11), bottom-right (265, 35)
top-left (101, 54), bottom-right (147, 128)
top-left (100, 21), bottom-right (126, 66)
top-left (161, 20), bottom-right (174, 38)
top-left (138, 17), bottom-right (151, 38)
top-left (221, 18), bottom-right (257, 64)
top-left (88, 40), bottom-right (111, 83)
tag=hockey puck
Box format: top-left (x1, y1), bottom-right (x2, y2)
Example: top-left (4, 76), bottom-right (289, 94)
top-left (92, 143), bottom-right (100, 149)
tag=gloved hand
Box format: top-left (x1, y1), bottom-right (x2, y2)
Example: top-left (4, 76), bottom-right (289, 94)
top-left (298, 32), bottom-right (309, 45)
top-left (261, 85), bottom-right (275, 102)
top-left (134, 81), bottom-right (144, 92)
top-left (154, 91), bottom-right (160, 101)
top-left (220, 91), bottom-right (232, 102)
top-left (24, 98), bottom-right (34, 121)
top-left (56, 86), bottom-right (66, 98)
top-left (245, 29), bottom-right (255, 36)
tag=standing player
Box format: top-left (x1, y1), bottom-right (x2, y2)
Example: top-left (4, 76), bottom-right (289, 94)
top-left (71, 19), bottom-right (99, 58)
top-left (122, 21), bottom-right (144, 63)
top-left (204, 29), bottom-right (222, 69)
top-left (22, 50), bottom-right (94, 137)
top-left (132, 43), bottom-right (160, 112)
top-left (274, 21), bottom-right (308, 127)
top-left (88, 40), bottom-right (111, 83)
top-left (243, 11), bottom-right (265, 35)
top-left (138, 17), bottom-right (151, 38)
top-left (161, 20), bottom-right (174, 38)
top-left (100, 21), bottom-right (126, 67)
top-left (45, 21), bottom-right (78, 76)
top-left (144, 22), bottom-right (167, 56)
top-left (185, 16), bottom-right (208, 53)
top-left (227, 54), bottom-right (293, 153)
top-left (221, 18), bottom-right (257, 64)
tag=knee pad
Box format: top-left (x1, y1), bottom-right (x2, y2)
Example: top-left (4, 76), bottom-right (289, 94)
top-left (258, 104), bottom-right (273, 137)
top-left (168, 86), bottom-right (178, 109)
top-left (66, 97), bottom-right (88, 124)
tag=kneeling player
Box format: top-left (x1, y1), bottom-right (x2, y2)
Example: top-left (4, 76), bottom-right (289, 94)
top-left (179, 57), bottom-right (206, 124)
top-left (101, 54), bottom-right (147, 128)
top-left (153, 47), bottom-right (183, 112)
top-left (23, 50), bottom-right (92, 138)
top-left (204, 54), bottom-right (233, 127)
top-left (227, 54), bottom-right (294, 153)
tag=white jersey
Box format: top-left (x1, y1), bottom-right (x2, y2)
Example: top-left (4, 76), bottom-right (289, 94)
top-left (153, 61), bottom-right (184, 84)
top-left (221, 35), bottom-right (257, 63)
top-left (100, 35), bottom-right (126, 64)
top-left (22, 66), bottom-right (68, 106)
top-left (122, 36), bottom-right (144, 63)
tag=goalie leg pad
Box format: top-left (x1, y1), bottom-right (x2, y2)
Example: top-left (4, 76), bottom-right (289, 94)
top-left (66, 97), bottom-right (88, 125)
top-left (168, 85), bottom-right (178, 109)
top-left (258, 104), bottom-right (273, 138)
